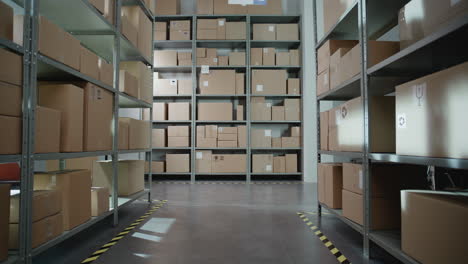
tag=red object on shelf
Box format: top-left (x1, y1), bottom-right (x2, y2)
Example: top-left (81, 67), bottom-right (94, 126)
top-left (0, 163), bottom-right (20, 181)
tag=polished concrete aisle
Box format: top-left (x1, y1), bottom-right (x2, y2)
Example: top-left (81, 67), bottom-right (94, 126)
top-left (35, 182), bottom-right (398, 264)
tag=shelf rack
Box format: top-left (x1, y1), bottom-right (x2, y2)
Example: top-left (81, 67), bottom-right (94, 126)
top-left (153, 15), bottom-right (303, 183)
top-left (313, 1), bottom-right (468, 263)
top-left (0, 1), bottom-right (154, 263)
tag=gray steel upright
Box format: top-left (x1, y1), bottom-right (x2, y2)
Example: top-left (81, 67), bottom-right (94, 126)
top-left (191, 15), bottom-right (198, 183)
top-left (246, 15), bottom-right (252, 183)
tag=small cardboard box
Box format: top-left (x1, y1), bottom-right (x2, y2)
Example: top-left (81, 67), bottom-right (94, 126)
top-left (282, 137), bottom-right (300, 148)
top-left (229, 52), bottom-right (245, 66)
top-left (262, 48), bottom-right (276, 66)
top-left (276, 24), bottom-right (299, 40)
top-left (38, 16), bottom-right (65, 64)
top-left (152, 129), bottom-right (166, 148)
top-left (206, 125), bottom-right (218, 138)
top-left (199, 70), bottom-right (236, 94)
top-left (168, 126), bottom-right (189, 137)
top-left (317, 163), bottom-right (342, 208)
top-left (93, 160), bottom-right (144, 196)
top-left (91, 187), bottom-right (109, 217)
top-left (198, 103), bottom-right (232, 121)
top-left (168, 102), bottom-right (190, 120)
top-left (252, 70), bottom-right (287, 95)
top-left (197, 137), bottom-right (217, 148)
top-left (197, 57), bottom-right (218, 66)
top-left (276, 52), bottom-right (290, 66)
top-left (226, 22), bottom-right (246, 40)
top-left (272, 106), bottom-right (285, 121)
top-left (119, 70), bottom-right (139, 98)
top-left (155, 79), bottom-right (178, 95)
top-left (285, 154), bottom-right (298, 173)
top-left (252, 154), bottom-right (274, 173)
top-left (155, 0), bottom-right (180, 15)
top-left (166, 154), bottom-right (190, 173)
top-left (154, 50), bottom-right (178, 66)
top-left (196, 151), bottom-right (212, 173)
top-left (273, 156), bottom-right (286, 173)
top-left (170, 20), bottom-right (191, 31)
top-left (251, 48), bottom-right (263, 66)
top-left (155, 22), bottom-right (167, 40)
top-left (291, 126), bottom-right (301, 137)
top-left (253, 24), bottom-right (276, 40)
top-left (288, 78), bottom-right (301, 94)
top-left (197, 48), bottom-right (207, 58)
top-left (251, 129), bottom-right (272, 148)
top-left (145, 161), bottom-right (165, 173)
top-left (119, 118), bottom-right (150, 150)
top-left (35, 106), bottom-right (61, 154)
top-left (284, 99), bottom-right (300, 121)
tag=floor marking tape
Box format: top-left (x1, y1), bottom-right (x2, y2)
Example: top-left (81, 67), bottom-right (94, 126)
top-left (80, 200), bottom-right (167, 264)
top-left (297, 212), bottom-right (351, 264)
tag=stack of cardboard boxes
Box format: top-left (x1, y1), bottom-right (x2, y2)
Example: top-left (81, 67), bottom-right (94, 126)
top-left (252, 154), bottom-right (298, 173)
top-left (120, 61), bottom-right (153, 104)
top-left (196, 151), bottom-right (247, 173)
top-left (121, 6), bottom-right (153, 60)
top-left (251, 98), bottom-right (300, 121)
top-left (197, 0), bottom-right (282, 15)
top-left (199, 69), bottom-right (245, 95)
top-left (197, 19), bottom-right (246, 40)
top-left (163, 126), bottom-right (190, 147)
top-left (150, 102), bottom-right (191, 121)
top-left (251, 127), bottom-right (301, 149)
top-left (154, 50), bottom-right (193, 66)
top-left (118, 118), bottom-right (150, 150)
top-left (253, 23), bottom-right (299, 41)
top-left (197, 48), bottom-right (218, 66)
top-left (197, 125), bottom-right (247, 148)
top-left (251, 48), bottom-right (301, 66)
top-left (154, 74), bottom-right (192, 96)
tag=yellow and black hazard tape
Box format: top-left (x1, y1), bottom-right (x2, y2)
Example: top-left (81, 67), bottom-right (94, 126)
top-left (81, 200), bottom-right (168, 264)
top-left (297, 212), bottom-right (351, 264)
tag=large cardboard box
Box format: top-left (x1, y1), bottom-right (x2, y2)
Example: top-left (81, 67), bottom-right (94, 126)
top-left (401, 190), bottom-right (468, 264)
top-left (119, 70), bottom-right (139, 98)
top-left (9, 190), bottom-right (61, 225)
top-left (196, 151), bottom-right (212, 173)
top-left (284, 99), bottom-right (300, 121)
top-left (120, 61), bottom-right (152, 104)
top-left (212, 154), bottom-right (246, 173)
top-left (0, 81), bottom-right (21, 118)
top-left (0, 185), bottom-right (9, 260)
top-left (0, 2), bottom-right (13, 42)
top-left (9, 213), bottom-right (63, 249)
top-left (276, 24), bottom-right (299, 40)
top-left (199, 70), bottom-right (236, 94)
top-left (93, 160), bottom-right (145, 196)
top-left (252, 70), bottom-right (287, 94)
top-left (154, 50), bottom-right (178, 66)
top-left (226, 22), bottom-right (246, 40)
top-left (251, 129), bottom-right (272, 148)
top-left (80, 46), bottom-right (100, 80)
top-left (153, 102), bottom-right (167, 120)
top-left (91, 187), bottom-right (109, 217)
top-left (251, 48), bottom-right (263, 66)
top-left (179, 80), bottom-right (192, 95)
top-left (0, 116), bottom-right (21, 154)
top-left (38, 84), bottom-right (84, 152)
top-left (120, 118), bottom-right (150, 149)
top-left (119, 119), bottom-right (129, 150)
top-left (152, 129), bottom-right (166, 148)
top-left (272, 106), bottom-right (285, 121)
top-left (34, 170), bottom-right (91, 231)
top-left (166, 154), bottom-right (190, 173)
top-left (213, 0), bottom-right (247, 14)
top-left (155, 0), bottom-right (180, 15)
top-left (0, 47), bottom-right (22, 86)
top-left (63, 32), bottom-right (81, 71)
top-left (247, 0), bottom-right (282, 14)
top-left (318, 163), bottom-right (342, 209)
top-left (273, 156), bottom-right (286, 173)
top-left (38, 16), bottom-right (65, 64)
top-left (395, 61), bottom-right (468, 159)
top-left (251, 97), bottom-right (271, 120)
top-left (317, 40), bottom-right (358, 75)
top-left (198, 103), bottom-right (232, 120)
top-left (35, 106), bottom-right (61, 153)
top-left (323, 0), bottom-right (355, 34)
top-left (276, 52), bottom-right (290, 66)
top-left (320, 111), bottom-right (329, 150)
top-left (168, 102), bottom-right (190, 120)
top-left (252, 154), bottom-right (273, 173)
top-left (253, 24), bottom-right (276, 40)
top-left (229, 52), bottom-right (245, 66)
top-left (285, 154), bottom-right (298, 173)
top-left (121, 6), bottom-right (153, 60)
top-left (236, 73), bottom-right (245, 94)
top-left (237, 126), bottom-right (247, 148)
top-left (197, 0), bottom-right (214, 14)
top-left (98, 58), bottom-right (113, 87)
top-left (155, 79), bottom-right (178, 95)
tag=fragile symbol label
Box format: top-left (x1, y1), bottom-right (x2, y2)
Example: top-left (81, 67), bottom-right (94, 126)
top-left (398, 113), bottom-right (407, 129)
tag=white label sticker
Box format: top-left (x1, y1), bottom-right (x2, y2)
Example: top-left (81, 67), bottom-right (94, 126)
top-left (265, 130), bottom-right (271, 137)
top-left (203, 81), bottom-right (209, 87)
top-left (359, 170), bottom-right (363, 190)
top-left (397, 113), bottom-right (407, 129)
top-left (412, 83), bottom-right (426, 107)
top-left (170, 79), bottom-right (177, 86)
top-left (266, 165), bottom-right (272, 172)
top-left (201, 65), bottom-right (210, 74)
top-left (451, 0), bottom-right (461, 6)
top-left (218, 20), bottom-right (225, 26)
top-left (256, 85), bottom-right (264, 92)
top-left (213, 58), bottom-right (218, 63)
top-left (268, 26), bottom-right (275, 32)
top-left (323, 73), bottom-right (328, 85)
top-left (196, 152), bottom-right (203, 159)
top-left (263, 48), bottom-right (269, 53)
top-left (266, 103), bottom-right (272, 107)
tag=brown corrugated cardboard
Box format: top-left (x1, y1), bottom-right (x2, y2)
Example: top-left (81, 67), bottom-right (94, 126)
top-left (206, 125), bottom-right (218, 138)
top-left (155, 22), bottom-right (167, 31)
top-left (320, 111), bottom-right (329, 150)
top-left (337, 45), bottom-right (361, 85)
top-left (248, 0), bottom-right (282, 14)
top-left (197, 48), bottom-right (207, 58)
top-left (320, 163), bottom-right (342, 208)
top-left (178, 80), bottom-right (192, 95)
top-left (153, 102), bottom-right (167, 120)
top-left (197, 57), bottom-right (218, 66)
top-left (119, 70), bottom-right (139, 98)
top-left (229, 52), bottom-right (246, 66)
top-left (93, 160), bottom-right (145, 196)
top-left (168, 137), bottom-right (189, 147)
top-left (152, 129), bottom-right (166, 148)
top-left (168, 126), bottom-right (189, 137)
top-left (121, 15), bottom-right (138, 48)
top-left (273, 156), bottom-right (286, 173)
top-left (238, 126), bottom-right (246, 148)
top-left (235, 73), bottom-right (245, 94)
top-left (252, 70), bottom-right (287, 94)
top-left (276, 24), bottom-right (299, 40)
top-left (197, 137), bottom-right (217, 148)
top-left (218, 126), bottom-right (237, 134)
top-left (38, 16), bottom-right (65, 64)
top-left (0, 2), bottom-right (13, 44)
top-left (197, 29), bottom-right (217, 40)
top-left (367, 41), bottom-right (400, 68)
top-left (34, 170), bottom-right (91, 231)
top-left (155, 22), bottom-right (167, 40)
top-left (285, 154), bottom-right (298, 173)
top-left (166, 154), bottom-right (190, 173)
top-left (198, 103), bottom-right (232, 120)
top-left (120, 61), bottom-right (152, 104)
top-left (272, 137), bottom-right (282, 148)
top-left (251, 97), bottom-right (272, 121)
top-left (289, 49), bottom-right (300, 65)
top-left (317, 40), bottom-right (358, 75)
top-left (288, 78), bottom-right (300, 94)
top-left (154, 50), bottom-right (178, 66)
top-left (253, 24), bottom-right (276, 40)
top-left (119, 119), bottom-right (129, 150)
top-left (226, 22), bottom-right (246, 40)
top-left (196, 151), bottom-right (212, 173)
top-left (199, 70), bottom-right (236, 94)
top-left (217, 141), bottom-right (237, 148)
top-left (89, 0), bottom-right (105, 13)
top-left (45, 157), bottom-right (98, 174)
top-left (329, 47), bottom-right (351, 89)
top-left (212, 154), bottom-right (246, 173)
top-left (236, 105), bottom-right (244, 121)
top-left (252, 154), bottom-right (273, 173)
top-left (170, 30), bottom-right (191, 40)
top-left (104, 0), bottom-right (115, 25)
top-left (177, 52), bottom-right (192, 61)
top-left (9, 212), bottom-right (63, 249)
top-left (396, 61), bottom-right (468, 159)
top-left (155, 0), bottom-right (180, 15)
top-left (197, 126), bottom-right (205, 138)
top-left (272, 106), bottom-right (285, 121)
top-left (317, 69), bottom-right (330, 96)
top-left (0, 185), bottom-right (9, 260)
top-left (206, 48), bottom-right (217, 58)
top-left (145, 161), bottom-right (165, 173)
top-left (276, 52), bottom-right (290, 65)
top-left (119, 118), bottom-right (150, 149)
top-left (0, 115), bottom-right (21, 154)
top-left (213, 0), bottom-right (247, 14)
top-left (317, 164), bottom-right (326, 204)
top-left (282, 137), bottom-right (300, 148)
top-left (198, 19), bottom-right (218, 29)
top-left (284, 99), bottom-right (300, 121)
top-left (170, 20), bottom-right (191, 31)
top-left (218, 133), bottom-right (237, 141)
top-left (401, 191), bottom-right (468, 264)
top-left (35, 106), bottom-right (60, 154)
top-left (323, 0), bottom-right (355, 34)
top-left (63, 32), bottom-right (81, 71)
top-left (251, 48), bottom-right (263, 66)
top-left (91, 187), bottom-right (109, 217)
top-left (10, 190), bottom-right (61, 224)
top-left (168, 102), bottom-right (190, 120)
top-left (218, 56), bottom-right (229, 66)
top-left (0, 82), bottom-right (21, 117)
top-left (155, 79), bottom-right (178, 95)
top-left (251, 129), bottom-right (272, 148)
top-left (262, 48), bottom-right (276, 66)
top-left (38, 84), bottom-right (84, 152)
top-left (216, 18), bottom-right (226, 40)
top-left (197, 0), bottom-right (214, 14)
top-left (80, 46), bottom-right (100, 80)
top-left (98, 58), bottom-right (113, 87)
top-left (291, 126), bottom-right (301, 137)
top-left (178, 59), bottom-right (192, 66)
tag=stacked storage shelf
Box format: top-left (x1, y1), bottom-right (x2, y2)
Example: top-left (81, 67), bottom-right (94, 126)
top-left (315, 0), bottom-right (468, 263)
top-left (0, 0), bottom-right (154, 263)
top-left (152, 13), bottom-right (303, 182)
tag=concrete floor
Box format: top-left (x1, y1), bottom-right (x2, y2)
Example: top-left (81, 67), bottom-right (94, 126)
top-left (35, 182), bottom-right (400, 264)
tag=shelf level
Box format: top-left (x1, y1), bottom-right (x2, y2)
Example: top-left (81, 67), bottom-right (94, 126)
top-left (317, 74), bottom-right (361, 101)
top-left (119, 149), bottom-right (152, 154)
top-left (318, 150), bottom-right (363, 159)
top-left (369, 231), bottom-right (421, 264)
top-left (0, 38), bottom-right (23, 54)
top-left (250, 40), bottom-right (301, 49)
top-left (0, 155), bottom-right (22, 163)
top-left (370, 153), bottom-right (468, 170)
top-left (154, 40), bottom-right (192, 49)
top-left (34, 151), bottom-right (113, 161)
top-left (118, 93), bottom-right (152, 108)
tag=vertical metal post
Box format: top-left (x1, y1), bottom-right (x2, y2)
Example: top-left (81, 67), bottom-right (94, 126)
top-left (298, 15), bottom-right (304, 183)
top-left (246, 15), bottom-right (252, 184)
top-left (148, 13), bottom-right (155, 203)
top-left (191, 15), bottom-right (197, 183)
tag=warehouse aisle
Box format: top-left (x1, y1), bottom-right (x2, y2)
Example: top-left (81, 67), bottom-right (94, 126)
top-left (35, 182), bottom-right (394, 264)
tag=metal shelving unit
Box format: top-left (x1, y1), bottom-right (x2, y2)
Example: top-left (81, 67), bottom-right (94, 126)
top-left (153, 14), bottom-right (302, 183)
top-left (314, 1), bottom-right (468, 263)
top-left (0, 1), bottom-right (154, 263)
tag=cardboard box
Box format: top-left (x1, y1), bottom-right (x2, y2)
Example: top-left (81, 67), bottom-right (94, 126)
top-left (198, 103), bottom-right (232, 120)
top-left (272, 137), bottom-right (282, 148)
top-left (317, 40), bottom-right (358, 75)
top-left (367, 41), bottom-right (400, 68)
top-left (145, 161), bottom-right (165, 173)
top-left (13, 14), bottom-right (23, 46)
top-left (229, 52), bottom-right (245, 66)
top-left (317, 69), bottom-right (330, 96)
top-left (199, 70), bottom-right (236, 94)
top-left (291, 126), bottom-right (301, 137)
top-left (93, 160), bottom-right (144, 196)
top-left (218, 56), bottom-right (229, 66)
top-left (317, 163), bottom-right (326, 203)
top-left (206, 48), bottom-right (217, 58)
top-left (253, 24), bottom-right (276, 40)
top-left (272, 106), bottom-right (285, 120)
top-left (79, 46), bottom-right (99, 80)
top-left (252, 70), bottom-right (287, 94)
top-left (63, 32), bottom-right (81, 71)
top-left (282, 137), bottom-right (300, 148)
top-left (401, 190), bottom-right (468, 264)
top-left (288, 78), bottom-right (300, 94)
top-left (168, 126), bottom-right (189, 137)
top-left (251, 48), bottom-right (263, 66)
top-left (155, 0), bottom-right (180, 15)
top-left (168, 102), bottom-right (190, 120)
top-left (91, 187), bottom-right (109, 217)
top-left (170, 29), bottom-right (191, 40)
top-left (323, 0), bottom-right (355, 34)
top-left (9, 213), bottom-right (63, 249)
top-left (276, 52), bottom-right (290, 66)
top-left (35, 106), bottom-right (60, 153)
top-left (178, 59), bottom-right (192, 66)
top-left (178, 80), bottom-right (192, 95)
top-left (154, 50), bottom-right (178, 66)
top-left (251, 97), bottom-right (271, 121)
top-left (120, 61), bottom-right (152, 104)
top-left (34, 170), bottom-right (91, 231)
top-left (218, 127), bottom-right (237, 134)
top-left (153, 102), bottom-right (167, 120)
top-left (226, 22), bottom-right (246, 40)
top-left (45, 157), bottom-right (98, 174)
top-left (121, 15), bottom-right (138, 48)
top-left (212, 154), bottom-right (246, 173)
top-left (0, 115), bottom-right (21, 154)
top-left (248, 0), bottom-right (282, 14)
top-left (276, 24), bottom-right (299, 40)
top-left (119, 118), bottom-right (150, 149)
top-left (206, 125), bottom-right (218, 138)
top-left (197, 137), bottom-right (217, 148)
top-left (152, 129), bottom-right (166, 148)
top-left (320, 111), bottom-right (329, 150)
top-left (155, 22), bottom-right (167, 40)
top-left (119, 119), bottom-right (129, 150)
top-left (218, 133), bottom-right (237, 141)
top-left (329, 47), bottom-right (352, 89)
top-left (251, 129), bottom-right (271, 148)
top-left (197, 0), bottom-right (214, 14)
top-left (98, 58), bottom-right (113, 87)
top-left (285, 154), bottom-right (298, 173)
top-left (197, 48), bottom-right (207, 58)
top-left (38, 16), bottom-right (65, 64)
top-left (196, 151), bottom-right (212, 173)
top-left (38, 84), bottom-right (84, 152)
top-left (155, 79), bottom-right (178, 95)
top-left (0, 81), bottom-right (21, 117)
top-left (273, 156), bottom-right (286, 173)
top-left (168, 137), bottom-right (189, 147)
top-left (0, 2), bottom-right (13, 43)
top-left (284, 99), bottom-right (300, 121)
top-left (289, 49), bottom-right (300, 66)
top-left (104, 0), bottom-right (115, 25)
top-left (119, 70), bottom-right (139, 98)
top-left (262, 48), bottom-right (276, 66)
top-left (218, 141), bottom-right (237, 148)
top-left (10, 190), bottom-right (61, 225)
top-left (317, 163), bottom-right (342, 208)
top-left (238, 126), bottom-right (247, 148)
top-left (0, 185), bottom-right (9, 259)
top-left (236, 105), bottom-right (244, 121)
top-left (166, 154), bottom-right (190, 173)
top-left (197, 57), bottom-right (218, 66)
top-left (170, 20), bottom-right (190, 31)
top-left (197, 29), bottom-right (217, 40)
top-left (197, 19), bottom-right (225, 40)
top-left (252, 154), bottom-right (273, 173)
top-left (396, 61), bottom-right (468, 159)
top-left (216, 18), bottom-right (226, 40)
